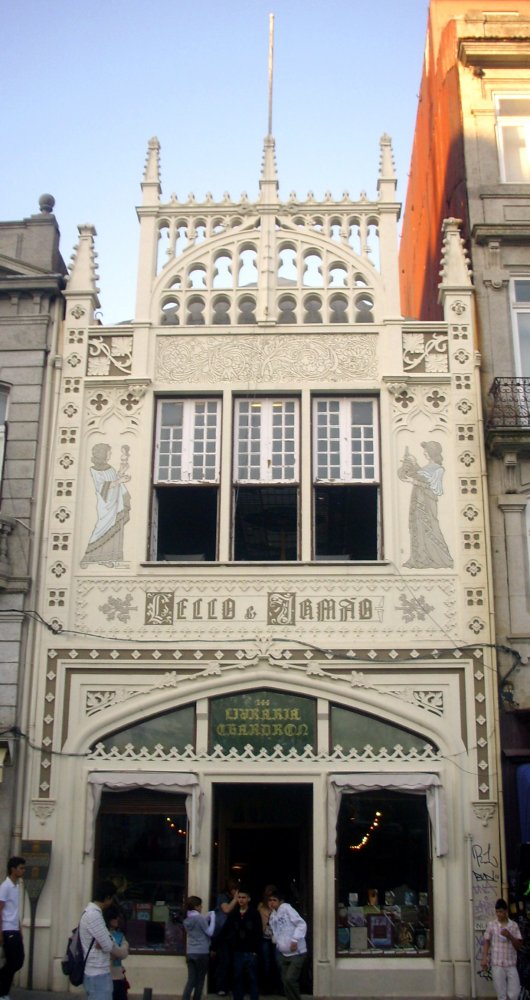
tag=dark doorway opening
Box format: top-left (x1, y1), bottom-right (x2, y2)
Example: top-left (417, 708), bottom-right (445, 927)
top-left (211, 783), bottom-right (313, 994)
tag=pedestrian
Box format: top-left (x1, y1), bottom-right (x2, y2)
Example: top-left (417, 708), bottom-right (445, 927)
top-left (481, 897), bottom-right (522, 1000)
top-left (267, 888), bottom-right (307, 1000)
top-left (79, 880), bottom-right (126, 1000)
top-left (212, 877), bottom-right (239, 996)
top-left (183, 895), bottom-right (215, 1000)
top-left (0, 855), bottom-right (26, 1000)
top-left (218, 888), bottom-right (262, 1000)
top-left (105, 905), bottom-right (129, 1000)
top-left (257, 885), bottom-right (281, 995)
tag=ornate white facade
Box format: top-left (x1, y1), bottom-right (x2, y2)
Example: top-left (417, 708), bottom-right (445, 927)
top-left (18, 130), bottom-right (501, 998)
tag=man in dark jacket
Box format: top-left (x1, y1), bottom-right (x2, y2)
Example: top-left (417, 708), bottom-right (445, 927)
top-left (219, 889), bottom-right (262, 1000)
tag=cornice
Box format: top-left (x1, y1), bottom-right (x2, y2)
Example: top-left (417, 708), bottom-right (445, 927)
top-left (459, 38), bottom-right (530, 68)
top-left (472, 222), bottom-right (530, 245)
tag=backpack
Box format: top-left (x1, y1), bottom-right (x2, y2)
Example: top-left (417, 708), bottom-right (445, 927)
top-left (62, 917), bottom-right (95, 986)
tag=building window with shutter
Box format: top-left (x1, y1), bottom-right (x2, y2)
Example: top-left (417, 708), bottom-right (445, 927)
top-left (152, 398), bottom-right (220, 561)
top-left (233, 397), bottom-right (299, 561)
top-left (313, 397), bottom-right (380, 560)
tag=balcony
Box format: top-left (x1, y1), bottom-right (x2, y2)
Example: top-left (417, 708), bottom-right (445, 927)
top-left (486, 377), bottom-right (530, 456)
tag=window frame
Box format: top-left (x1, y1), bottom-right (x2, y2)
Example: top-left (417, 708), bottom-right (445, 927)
top-left (334, 789), bottom-right (433, 958)
top-left (233, 396), bottom-right (300, 484)
top-left (312, 395), bottom-right (381, 561)
top-left (94, 789), bottom-right (189, 956)
top-left (154, 397), bottom-right (221, 485)
top-left (495, 93), bottom-right (530, 183)
top-left (0, 384), bottom-right (9, 496)
top-left (312, 396), bottom-right (380, 485)
top-left (232, 396), bottom-right (301, 561)
top-left (151, 396), bottom-right (222, 561)
top-left (510, 278), bottom-right (530, 377)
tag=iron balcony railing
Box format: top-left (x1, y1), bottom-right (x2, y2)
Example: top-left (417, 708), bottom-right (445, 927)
top-left (487, 377), bottom-right (530, 429)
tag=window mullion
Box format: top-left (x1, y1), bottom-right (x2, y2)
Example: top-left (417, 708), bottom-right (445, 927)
top-left (340, 400), bottom-right (351, 481)
top-left (261, 401), bottom-right (272, 481)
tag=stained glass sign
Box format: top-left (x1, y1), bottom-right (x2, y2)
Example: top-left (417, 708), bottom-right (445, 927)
top-left (210, 689), bottom-right (315, 753)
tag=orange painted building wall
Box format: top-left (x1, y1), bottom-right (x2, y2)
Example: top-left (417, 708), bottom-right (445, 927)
top-left (400, 12), bottom-right (467, 320)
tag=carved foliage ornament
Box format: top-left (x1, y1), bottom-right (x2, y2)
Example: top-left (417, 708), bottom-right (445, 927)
top-left (156, 335), bottom-right (377, 382)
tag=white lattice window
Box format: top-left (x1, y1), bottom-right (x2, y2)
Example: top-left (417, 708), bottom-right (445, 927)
top-left (152, 398), bottom-right (220, 561)
top-left (234, 399), bottom-right (299, 482)
top-left (233, 398), bottom-right (299, 561)
top-left (496, 95), bottom-right (530, 183)
top-left (155, 399), bottom-right (220, 483)
top-left (313, 397), bottom-right (380, 560)
top-left (314, 397), bottom-right (378, 482)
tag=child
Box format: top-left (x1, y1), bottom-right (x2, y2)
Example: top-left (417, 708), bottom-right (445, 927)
top-left (183, 895), bottom-right (215, 1000)
top-left (105, 905), bottom-right (129, 1000)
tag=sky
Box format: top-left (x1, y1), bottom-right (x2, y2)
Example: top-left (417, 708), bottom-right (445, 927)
top-left (2, 0), bottom-right (430, 323)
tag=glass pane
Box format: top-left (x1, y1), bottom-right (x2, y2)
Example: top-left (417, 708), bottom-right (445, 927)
top-left (518, 313), bottom-right (530, 376)
top-left (315, 401), bottom-right (341, 479)
top-left (158, 402), bottom-right (184, 482)
top-left (351, 401), bottom-right (373, 425)
top-left (0, 389), bottom-right (8, 424)
top-left (502, 124), bottom-right (530, 182)
top-left (156, 485), bottom-right (218, 560)
top-left (192, 401), bottom-right (218, 480)
top-left (161, 402), bottom-right (183, 426)
top-left (331, 705), bottom-right (437, 754)
top-left (96, 792), bottom-right (187, 955)
top-left (336, 791), bottom-right (431, 956)
top-left (498, 98), bottom-right (530, 116)
top-left (234, 485), bottom-right (298, 560)
top-left (94, 704), bottom-right (195, 752)
top-left (314, 485), bottom-right (379, 560)
top-left (237, 402), bottom-right (261, 480)
top-left (271, 401), bottom-right (298, 481)
top-left (515, 281), bottom-right (530, 303)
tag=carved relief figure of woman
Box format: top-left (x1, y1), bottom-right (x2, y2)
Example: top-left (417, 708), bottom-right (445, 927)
top-left (398, 441), bottom-right (453, 569)
top-left (81, 443), bottom-right (131, 567)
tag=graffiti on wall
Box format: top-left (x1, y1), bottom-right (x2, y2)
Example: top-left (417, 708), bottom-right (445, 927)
top-left (472, 840), bottom-right (500, 985)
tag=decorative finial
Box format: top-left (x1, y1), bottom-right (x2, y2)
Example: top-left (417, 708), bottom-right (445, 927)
top-left (141, 136), bottom-right (161, 205)
top-left (378, 134), bottom-right (397, 198)
top-left (438, 218), bottom-right (473, 289)
top-left (67, 224), bottom-right (101, 309)
top-left (39, 194), bottom-right (55, 214)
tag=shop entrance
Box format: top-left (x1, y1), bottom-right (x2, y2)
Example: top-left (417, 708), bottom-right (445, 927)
top-left (211, 783), bottom-right (313, 993)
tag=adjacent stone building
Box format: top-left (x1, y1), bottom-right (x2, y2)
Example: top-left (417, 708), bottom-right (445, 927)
top-left (400, 0), bottom-right (530, 928)
top-left (19, 124), bottom-right (501, 999)
top-left (0, 197), bottom-right (66, 861)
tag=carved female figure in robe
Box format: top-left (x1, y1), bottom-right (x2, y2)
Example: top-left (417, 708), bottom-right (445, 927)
top-left (398, 441), bottom-right (453, 569)
top-left (81, 443), bottom-right (131, 567)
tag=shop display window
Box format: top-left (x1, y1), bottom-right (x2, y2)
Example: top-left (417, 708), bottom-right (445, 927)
top-left (336, 790), bottom-right (432, 956)
top-left (95, 790), bottom-right (188, 954)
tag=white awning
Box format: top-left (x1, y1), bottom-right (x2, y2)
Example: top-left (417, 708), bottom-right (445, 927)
top-left (327, 772), bottom-right (448, 858)
top-left (85, 771), bottom-right (201, 856)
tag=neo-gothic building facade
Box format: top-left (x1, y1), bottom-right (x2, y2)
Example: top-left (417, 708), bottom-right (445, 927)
top-left (17, 127), bottom-right (502, 999)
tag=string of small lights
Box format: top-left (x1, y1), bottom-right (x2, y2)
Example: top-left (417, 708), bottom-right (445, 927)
top-left (349, 810), bottom-right (382, 851)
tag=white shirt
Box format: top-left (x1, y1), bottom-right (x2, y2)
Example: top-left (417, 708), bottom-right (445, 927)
top-left (79, 902), bottom-right (114, 976)
top-left (0, 876), bottom-right (20, 931)
top-left (269, 902), bottom-right (307, 956)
